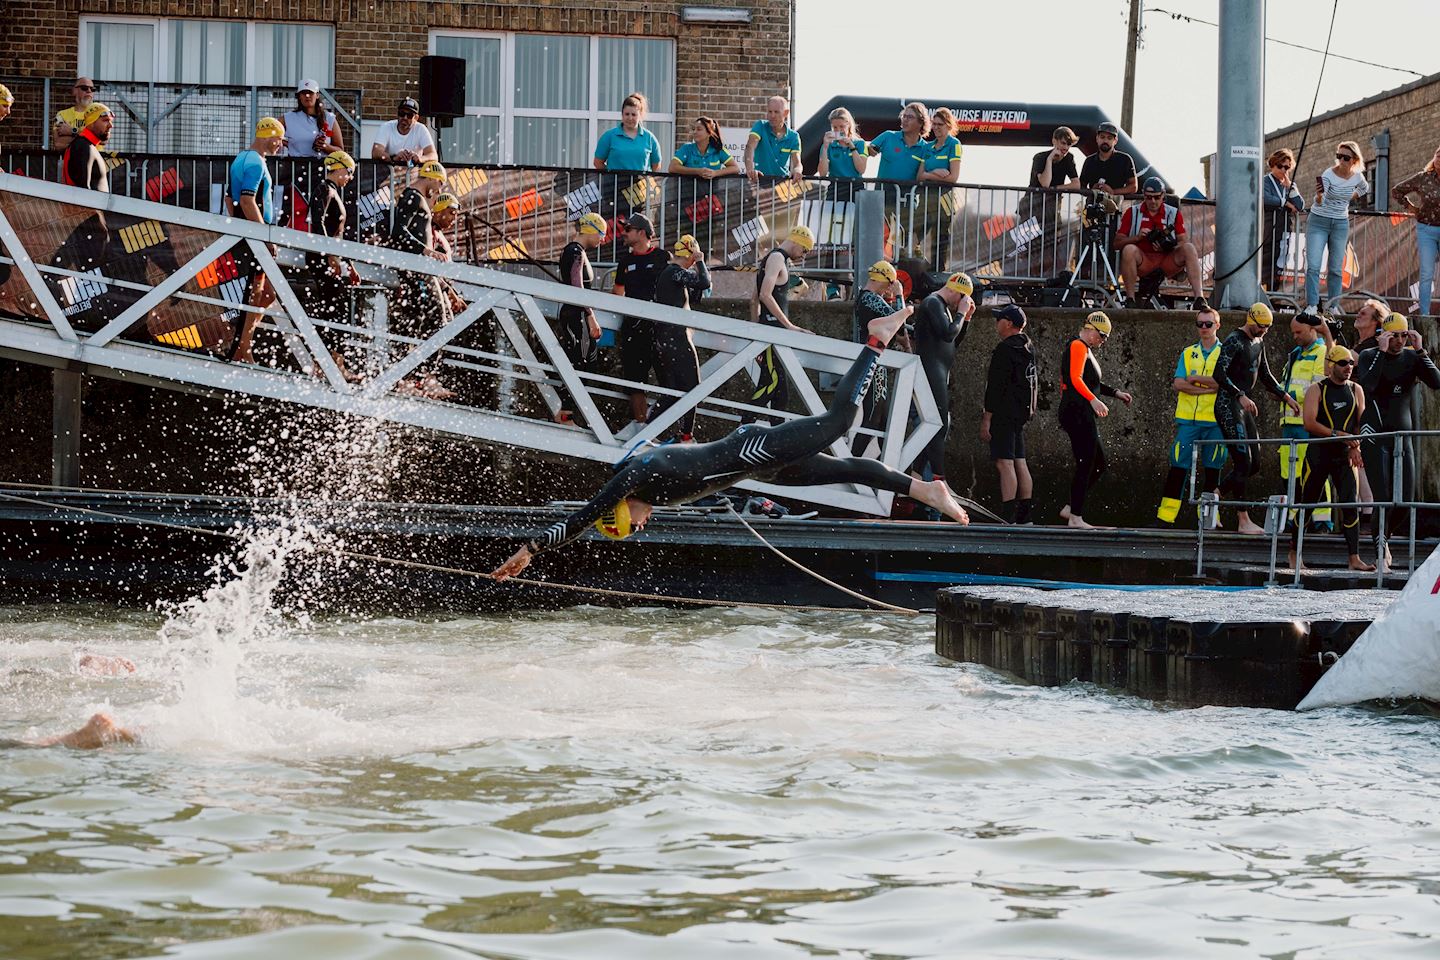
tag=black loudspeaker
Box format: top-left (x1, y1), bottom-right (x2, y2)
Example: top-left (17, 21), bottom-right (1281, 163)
top-left (419, 56), bottom-right (466, 119)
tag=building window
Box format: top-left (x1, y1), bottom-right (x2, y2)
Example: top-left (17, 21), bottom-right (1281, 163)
top-left (80, 17), bottom-right (335, 87)
top-left (431, 31), bottom-right (675, 167)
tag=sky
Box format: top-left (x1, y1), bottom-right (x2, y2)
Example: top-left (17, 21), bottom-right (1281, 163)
top-left (793, 0), bottom-right (1438, 195)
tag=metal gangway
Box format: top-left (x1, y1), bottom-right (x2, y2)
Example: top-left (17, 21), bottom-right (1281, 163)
top-left (0, 173), bottom-right (941, 516)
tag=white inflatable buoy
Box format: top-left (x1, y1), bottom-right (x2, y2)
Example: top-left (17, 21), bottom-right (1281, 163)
top-left (1297, 545), bottom-right (1440, 710)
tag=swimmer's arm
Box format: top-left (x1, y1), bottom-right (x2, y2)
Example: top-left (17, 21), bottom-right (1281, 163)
top-left (680, 260), bottom-right (711, 293)
top-left (494, 471), bottom-right (638, 578)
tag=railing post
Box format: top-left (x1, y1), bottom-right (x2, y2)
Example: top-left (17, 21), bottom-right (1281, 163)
top-left (146, 82), bottom-right (155, 154)
top-left (1193, 439), bottom-right (1206, 580)
top-left (41, 79), bottom-right (52, 151)
top-left (1268, 438), bottom-right (1296, 586)
top-left (854, 189), bottom-right (885, 313)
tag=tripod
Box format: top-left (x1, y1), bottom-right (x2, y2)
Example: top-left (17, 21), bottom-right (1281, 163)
top-left (1061, 212), bottom-right (1121, 307)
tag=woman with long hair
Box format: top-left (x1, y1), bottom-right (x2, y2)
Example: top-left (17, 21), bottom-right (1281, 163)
top-left (282, 80), bottom-right (344, 159)
top-left (670, 116), bottom-right (738, 179)
top-left (1304, 140), bottom-right (1368, 312)
top-left (1391, 143), bottom-right (1440, 316)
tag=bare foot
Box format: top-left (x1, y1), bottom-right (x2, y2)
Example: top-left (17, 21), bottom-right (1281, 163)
top-left (418, 375), bottom-right (456, 400)
top-left (1059, 505), bottom-right (1072, 522)
top-left (910, 479), bottom-right (970, 525)
top-left (1236, 519), bottom-right (1266, 536)
top-left (42, 713), bottom-right (138, 749)
top-left (1067, 515), bottom-right (1096, 529)
top-left (393, 379), bottom-right (425, 397)
top-left (1349, 555), bottom-right (1377, 572)
top-left (866, 309), bottom-right (908, 345)
top-left (1288, 550), bottom-right (1311, 572)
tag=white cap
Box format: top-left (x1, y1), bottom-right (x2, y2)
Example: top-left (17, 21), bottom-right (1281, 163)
top-left (297, 79), bottom-right (320, 94)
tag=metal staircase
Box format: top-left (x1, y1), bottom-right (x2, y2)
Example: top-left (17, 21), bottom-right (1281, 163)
top-left (0, 173), bottom-right (940, 515)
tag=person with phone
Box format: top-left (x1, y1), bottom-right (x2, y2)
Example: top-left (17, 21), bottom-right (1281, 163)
top-left (1390, 143), bottom-right (1440, 316)
top-left (1304, 141), bottom-right (1369, 313)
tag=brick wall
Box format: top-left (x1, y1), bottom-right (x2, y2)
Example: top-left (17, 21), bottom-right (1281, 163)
top-left (1, 0), bottom-right (795, 141)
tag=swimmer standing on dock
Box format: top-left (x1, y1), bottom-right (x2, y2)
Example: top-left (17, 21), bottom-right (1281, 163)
top-left (492, 310), bottom-right (969, 579)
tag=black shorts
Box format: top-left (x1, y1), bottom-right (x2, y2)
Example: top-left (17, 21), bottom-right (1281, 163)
top-left (620, 317), bottom-right (657, 388)
top-left (989, 420), bottom-right (1027, 461)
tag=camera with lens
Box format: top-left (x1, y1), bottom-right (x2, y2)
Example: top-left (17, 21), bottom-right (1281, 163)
top-left (1146, 225), bottom-right (1179, 252)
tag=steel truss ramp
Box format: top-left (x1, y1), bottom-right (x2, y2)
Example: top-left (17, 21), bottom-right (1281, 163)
top-left (0, 173), bottom-right (940, 515)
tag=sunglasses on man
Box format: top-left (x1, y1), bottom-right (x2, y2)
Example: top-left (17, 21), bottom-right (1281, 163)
top-left (1332, 359), bottom-right (1355, 367)
top-left (1196, 320), bottom-right (1215, 329)
top-left (75, 84), bottom-right (95, 91)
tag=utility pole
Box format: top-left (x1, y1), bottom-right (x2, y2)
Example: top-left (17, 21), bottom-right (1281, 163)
top-left (1213, 0), bottom-right (1265, 308)
top-left (1121, 0), bottom-right (1143, 134)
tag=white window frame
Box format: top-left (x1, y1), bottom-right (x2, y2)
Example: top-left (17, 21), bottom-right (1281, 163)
top-left (428, 30), bottom-right (675, 166)
top-left (78, 15), bottom-right (335, 87)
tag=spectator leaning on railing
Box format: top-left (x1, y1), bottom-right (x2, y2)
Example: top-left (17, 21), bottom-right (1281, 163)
top-left (1029, 127), bottom-right (1081, 191)
top-left (744, 96), bottom-right (803, 184)
top-left (1262, 148), bottom-right (1304, 291)
top-left (52, 77), bottom-right (95, 153)
top-left (284, 80), bottom-right (345, 159)
top-left (917, 107), bottom-right (963, 266)
top-left (371, 98), bottom-right (436, 165)
top-left (816, 107), bottom-right (868, 200)
top-left (1390, 143), bottom-right (1440, 317)
top-left (1304, 140), bottom-right (1368, 314)
top-left (867, 102), bottom-right (928, 183)
top-left (669, 116), bottom-right (737, 179)
top-left (595, 93), bottom-right (663, 173)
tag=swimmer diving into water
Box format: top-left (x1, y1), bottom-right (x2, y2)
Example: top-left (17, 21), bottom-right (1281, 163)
top-left (493, 310), bottom-right (969, 580)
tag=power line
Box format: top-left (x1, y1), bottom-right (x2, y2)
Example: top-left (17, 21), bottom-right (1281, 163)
top-left (1144, 6), bottom-right (1425, 77)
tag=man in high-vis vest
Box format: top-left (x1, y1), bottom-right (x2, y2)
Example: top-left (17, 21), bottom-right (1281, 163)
top-left (1280, 311), bottom-right (1335, 529)
top-left (1156, 305), bottom-right (1226, 525)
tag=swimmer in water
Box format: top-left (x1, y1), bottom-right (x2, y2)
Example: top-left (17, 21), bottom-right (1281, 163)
top-left (2, 712), bottom-right (138, 750)
top-left (493, 309), bottom-right (970, 580)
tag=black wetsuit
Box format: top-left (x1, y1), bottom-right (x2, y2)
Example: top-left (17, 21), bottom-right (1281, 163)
top-left (303, 178), bottom-right (350, 320)
top-left (909, 292), bottom-right (969, 479)
top-left (528, 345), bottom-right (909, 554)
top-left (387, 186), bottom-right (449, 340)
top-left (650, 260), bottom-right (710, 439)
top-left (1212, 326), bottom-right (1287, 503)
top-left (1292, 379), bottom-right (1363, 555)
top-left (751, 248), bottom-right (792, 418)
top-left (1058, 337), bottom-right (1119, 518)
top-left (1354, 344), bottom-right (1440, 540)
top-left (853, 290), bottom-right (900, 433)
top-left (555, 241), bottom-right (600, 417)
top-left (616, 245), bottom-right (670, 390)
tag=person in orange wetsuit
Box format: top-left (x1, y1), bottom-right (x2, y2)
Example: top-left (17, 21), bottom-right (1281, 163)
top-left (1056, 312), bottom-right (1132, 528)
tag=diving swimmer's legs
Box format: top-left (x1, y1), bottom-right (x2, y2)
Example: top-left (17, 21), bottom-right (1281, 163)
top-left (773, 454), bottom-right (970, 523)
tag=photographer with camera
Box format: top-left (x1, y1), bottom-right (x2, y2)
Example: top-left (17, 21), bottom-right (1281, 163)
top-left (1079, 122), bottom-right (1137, 197)
top-left (1113, 177), bottom-right (1206, 307)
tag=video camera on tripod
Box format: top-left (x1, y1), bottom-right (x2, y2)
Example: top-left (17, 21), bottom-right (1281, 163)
top-left (1080, 188), bottom-right (1120, 241)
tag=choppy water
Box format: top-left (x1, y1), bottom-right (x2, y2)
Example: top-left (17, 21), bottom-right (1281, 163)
top-left (3, 536), bottom-right (1440, 958)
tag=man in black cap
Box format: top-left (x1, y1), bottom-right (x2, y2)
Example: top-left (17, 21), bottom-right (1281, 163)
top-left (981, 304), bottom-right (1038, 523)
top-left (1079, 122), bottom-right (1137, 197)
top-left (370, 97), bottom-right (437, 164)
top-left (612, 213), bottom-right (672, 426)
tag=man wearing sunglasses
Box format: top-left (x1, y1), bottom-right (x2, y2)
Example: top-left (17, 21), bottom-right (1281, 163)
top-left (1155, 307), bottom-right (1225, 527)
top-left (1114, 176), bottom-right (1205, 307)
top-left (1289, 344), bottom-right (1374, 573)
top-left (371, 97), bottom-right (436, 165)
top-left (52, 77), bottom-right (96, 153)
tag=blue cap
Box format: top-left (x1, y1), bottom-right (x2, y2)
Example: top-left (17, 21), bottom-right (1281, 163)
top-left (991, 304), bottom-right (1027, 327)
top-left (1142, 176), bottom-right (1166, 195)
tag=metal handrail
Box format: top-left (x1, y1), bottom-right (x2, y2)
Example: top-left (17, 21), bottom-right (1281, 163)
top-left (1188, 427), bottom-right (1440, 587)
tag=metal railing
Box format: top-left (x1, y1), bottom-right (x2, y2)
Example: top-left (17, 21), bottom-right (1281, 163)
top-left (0, 173), bottom-right (941, 516)
top-left (1190, 428), bottom-right (1439, 587)
top-left (0, 145), bottom-right (1426, 307)
top-left (0, 78), bottom-right (363, 157)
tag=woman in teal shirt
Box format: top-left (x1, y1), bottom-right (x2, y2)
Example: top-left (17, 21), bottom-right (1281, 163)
top-left (593, 92), bottom-right (663, 173)
top-left (917, 107), bottom-right (964, 268)
top-left (670, 116), bottom-right (738, 179)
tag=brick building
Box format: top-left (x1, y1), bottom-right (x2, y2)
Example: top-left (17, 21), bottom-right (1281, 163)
top-left (0, 0), bottom-right (796, 163)
top-left (1203, 71), bottom-right (1440, 207)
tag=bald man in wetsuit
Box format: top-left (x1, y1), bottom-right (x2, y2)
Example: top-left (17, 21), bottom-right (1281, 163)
top-left (492, 309), bottom-right (969, 580)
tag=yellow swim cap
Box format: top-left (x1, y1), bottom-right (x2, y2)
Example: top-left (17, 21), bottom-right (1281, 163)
top-left (0, 84), bottom-right (13, 107)
top-left (787, 224), bottom-right (815, 252)
top-left (418, 160), bottom-right (447, 181)
top-left (323, 149), bottom-right (356, 172)
top-left (1382, 313), bottom-right (1409, 333)
top-left (82, 103), bottom-right (113, 128)
top-left (577, 211), bottom-right (608, 237)
top-left (1247, 302), bottom-right (1274, 327)
top-left (673, 234), bottom-right (700, 257)
top-left (432, 192), bottom-right (458, 214)
top-left (1326, 344), bottom-right (1354, 364)
top-left (945, 272), bottom-right (973, 296)
top-left (594, 499), bottom-right (633, 540)
top-left (1085, 311), bottom-right (1113, 336)
top-left (254, 116), bottom-right (285, 139)
top-left (868, 260), bottom-right (897, 284)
